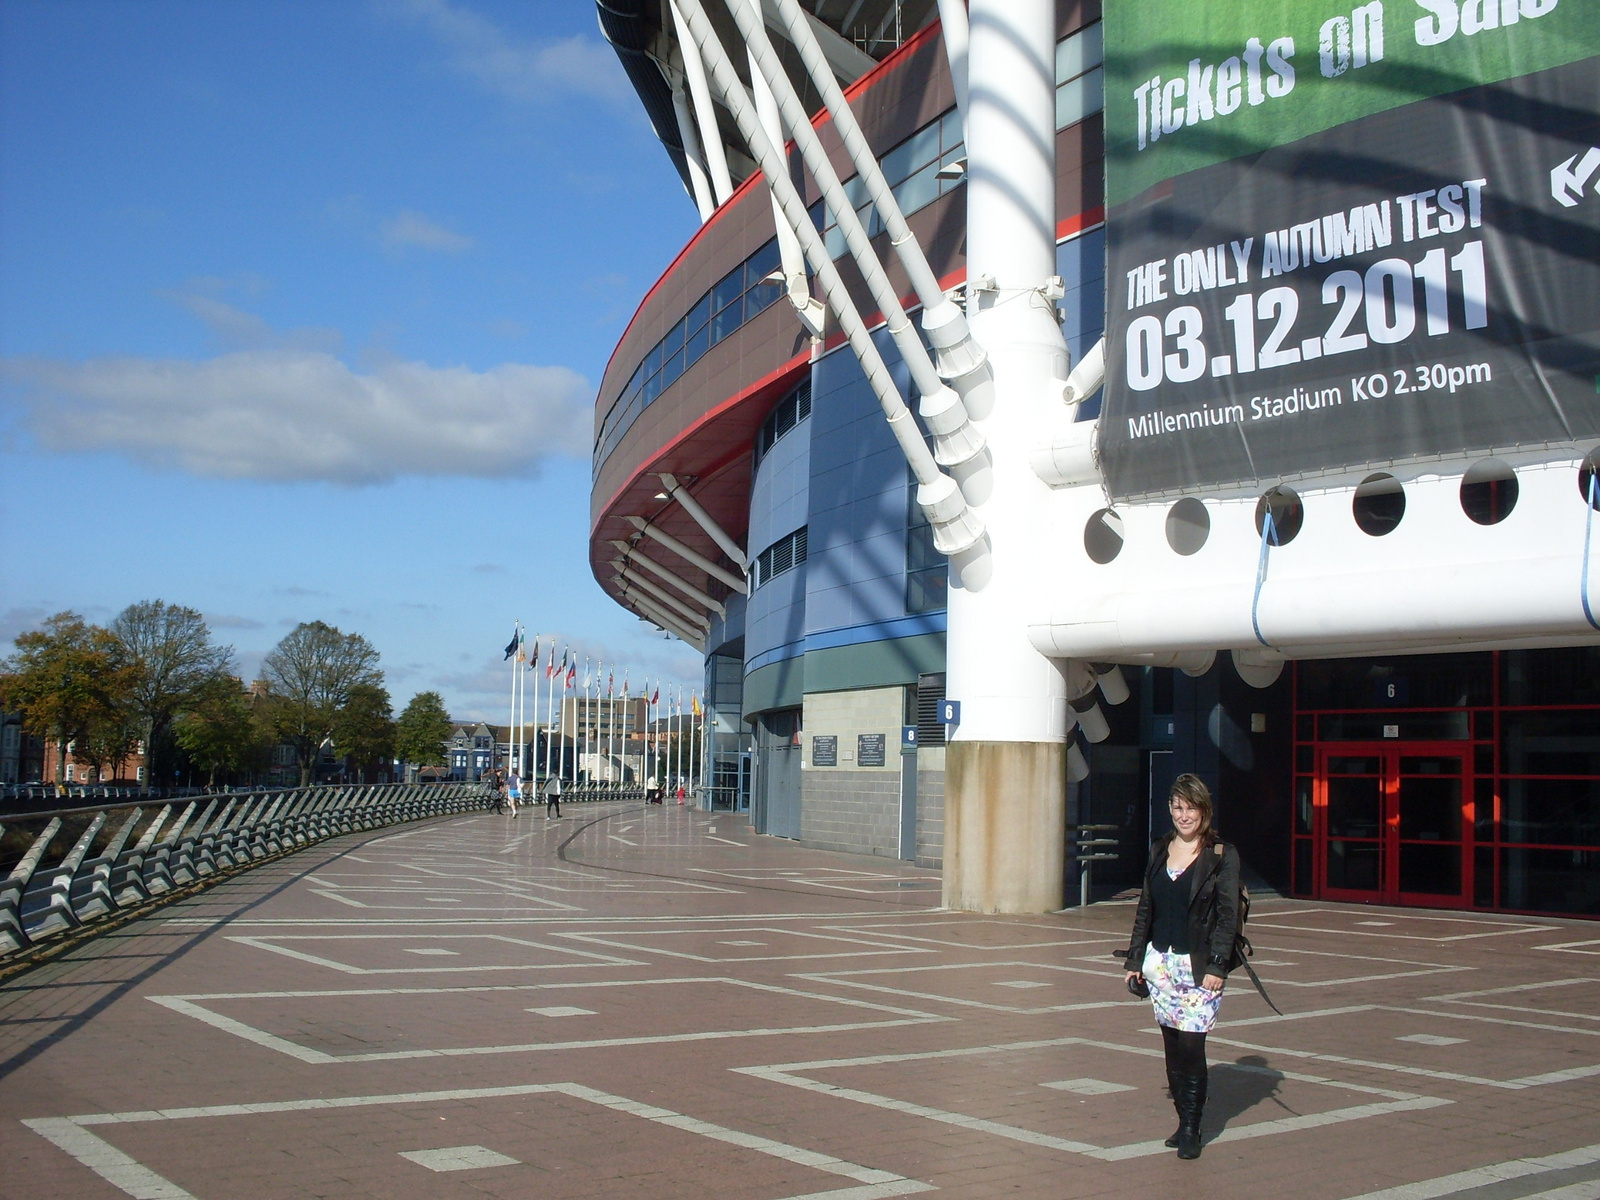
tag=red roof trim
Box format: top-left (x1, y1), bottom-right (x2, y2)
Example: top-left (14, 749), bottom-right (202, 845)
top-left (1057, 206), bottom-right (1106, 241)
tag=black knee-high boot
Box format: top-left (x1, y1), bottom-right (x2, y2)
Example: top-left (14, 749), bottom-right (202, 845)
top-left (1174, 1030), bottom-right (1208, 1160)
top-left (1160, 1026), bottom-right (1183, 1148)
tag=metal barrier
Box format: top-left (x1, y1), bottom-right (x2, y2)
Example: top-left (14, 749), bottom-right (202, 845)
top-left (1069, 823), bottom-right (1120, 908)
top-left (0, 781), bottom-right (493, 960)
top-left (513, 784), bottom-right (652, 806)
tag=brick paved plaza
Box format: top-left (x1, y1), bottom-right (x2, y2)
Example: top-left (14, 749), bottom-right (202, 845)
top-left (4, 803), bottom-right (1600, 1199)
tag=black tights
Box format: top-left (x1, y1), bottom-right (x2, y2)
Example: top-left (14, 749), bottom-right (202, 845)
top-left (1161, 1025), bottom-right (1208, 1084)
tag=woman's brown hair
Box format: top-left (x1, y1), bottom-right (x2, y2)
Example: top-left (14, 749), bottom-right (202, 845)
top-left (1169, 773), bottom-right (1217, 845)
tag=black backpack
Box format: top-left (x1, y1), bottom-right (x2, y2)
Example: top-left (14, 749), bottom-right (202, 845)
top-left (1211, 844), bottom-right (1281, 1015)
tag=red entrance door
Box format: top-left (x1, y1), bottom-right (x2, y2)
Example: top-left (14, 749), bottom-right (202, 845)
top-left (1317, 744), bottom-right (1473, 907)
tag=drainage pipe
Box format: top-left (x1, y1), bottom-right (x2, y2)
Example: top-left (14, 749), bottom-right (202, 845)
top-left (675, 0), bottom-right (986, 565)
top-left (768, 0), bottom-right (992, 418)
top-left (730, 0), bottom-right (984, 473)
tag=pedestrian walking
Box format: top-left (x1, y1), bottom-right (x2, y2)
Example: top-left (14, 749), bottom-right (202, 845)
top-left (1122, 774), bottom-right (1240, 1160)
top-left (543, 772), bottom-right (562, 818)
top-left (488, 769), bottom-right (505, 815)
top-left (506, 768), bottom-right (522, 818)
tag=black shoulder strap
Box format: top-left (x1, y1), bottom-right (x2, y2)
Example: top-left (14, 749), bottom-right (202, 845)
top-left (1234, 943), bottom-right (1282, 1015)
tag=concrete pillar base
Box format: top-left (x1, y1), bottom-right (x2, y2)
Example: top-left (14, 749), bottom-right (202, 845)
top-left (943, 740), bottom-right (1065, 913)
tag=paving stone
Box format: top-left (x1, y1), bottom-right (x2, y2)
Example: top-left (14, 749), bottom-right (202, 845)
top-left (3, 802), bottom-right (1600, 1199)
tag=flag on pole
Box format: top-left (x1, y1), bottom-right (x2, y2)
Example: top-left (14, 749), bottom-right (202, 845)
top-left (566, 661), bottom-right (576, 689)
top-left (622, 671), bottom-right (630, 700)
top-left (503, 628), bottom-right (520, 660)
top-left (607, 668), bottom-right (614, 696)
top-left (650, 685), bottom-right (659, 705)
top-left (529, 639), bottom-right (540, 671)
top-left (692, 693), bottom-right (702, 717)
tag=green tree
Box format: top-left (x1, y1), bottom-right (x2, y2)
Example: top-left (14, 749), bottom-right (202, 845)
top-left (332, 682), bottom-right (395, 782)
top-left (260, 621), bottom-right (382, 785)
top-left (173, 675), bottom-right (257, 787)
top-left (0, 612), bottom-right (122, 787)
top-left (74, 693), bottom-right (142, 786)
top-left (395, 690), bottom-right (453, 772)
top-left (110, 601), bottom-right (234, 793)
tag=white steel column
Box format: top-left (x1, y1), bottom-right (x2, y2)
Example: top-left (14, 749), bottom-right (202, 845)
top-left (670, 77), bottom-right (718, 220)
top-left (626, 518), bottom-right (748, 594)
top-left (609, 540), bottom-right (726, 614)
top-left (747, 38), bottom-right (823, 335)
top-left (669, 0), bottom-right (734, 206)
top-left (658, 473), bottom-right (746, 569)
top-left (933, 0), bottom-right (970, 133)
top-left (944, 0), bottom-right (1070, 914)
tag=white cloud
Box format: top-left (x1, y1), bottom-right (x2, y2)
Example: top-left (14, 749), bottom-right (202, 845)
top-left (384, 0), bottom-right (629, 105)
top-left (382, 209), bottom-right (475, 253)
top-left (4, 347), bottom-right (591, 484)
top-left (204, 612), bottom-right (265, 630)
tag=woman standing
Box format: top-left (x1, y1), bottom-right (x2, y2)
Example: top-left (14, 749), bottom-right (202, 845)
top-left (1123, 774), bottom-right (1240, 1160)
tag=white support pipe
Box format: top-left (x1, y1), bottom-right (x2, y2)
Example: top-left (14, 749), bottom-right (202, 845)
top-left (946, 0), bottom-right (1068, 744)
top-left (613, 561), bottom-right (714, 629)
top-left (747, 42), bottom-right (826, 336)
top-left (670, 75), bottom-right (718, 220)
top-left (610, 540), bottom-right (727, 615)
top-left (731, 0), bottom-right (985, 473)
top-left (674, 0), bottom-right (988, 570)
top-left (934, 0), bottom-right (970, 134)
top-left (670, 0), bottom-right (735, 205)
top-left (627, 593), bottom-right (709, 651)
top-left (626, 516), bottom-right (748, 594)
top-left (769, 0), bottom-right (993, 421)
top-left (658, 472), bottom-right (746, 568)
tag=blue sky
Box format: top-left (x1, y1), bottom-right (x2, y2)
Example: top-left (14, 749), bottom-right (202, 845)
top-left (0, 0), bottom-right (704, 719)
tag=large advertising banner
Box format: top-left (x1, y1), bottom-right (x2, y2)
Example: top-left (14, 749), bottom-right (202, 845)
top-left (1099, 0), bottom-right (1600, 501)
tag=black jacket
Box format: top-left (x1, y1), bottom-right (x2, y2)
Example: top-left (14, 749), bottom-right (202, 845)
top-left (1124, 836), bottom-right (1242, 983)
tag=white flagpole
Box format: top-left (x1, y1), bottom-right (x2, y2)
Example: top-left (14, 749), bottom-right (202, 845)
top-left (582, 657), bottom-right (592, 785)
top-left (673, 685), bottom-right (682, 796)
top-left (605, 664), bottom-right (614, 784)
top-left (505, 624), bottom-right (518, 782)
top-left (522, 638), bottom-right (532, 784)
top-left (544, 648), bottom-right (558, 785)
top-left (516, 633), bottom-right (526, 783)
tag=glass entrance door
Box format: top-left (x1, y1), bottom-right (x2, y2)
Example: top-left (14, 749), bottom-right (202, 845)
top-left (1318, 744), bottom-right (1472, 906)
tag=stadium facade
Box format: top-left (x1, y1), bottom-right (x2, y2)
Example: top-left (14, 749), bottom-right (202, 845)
top-left (594, 0), bottom-right (1600, 918)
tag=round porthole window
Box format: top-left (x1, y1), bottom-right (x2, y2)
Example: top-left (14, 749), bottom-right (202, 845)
top-left (1084, 508), bottom-right (1125, 564)
top-left (1580, 447), bottom-right (1600, 512)
top-left (1352, 472), bottom-right (1405, 536)
top-left (1254, 486), bottom-right (1303, 545)
top-left (1165, 497), bottom-right (1210, 555)
top-left (1460, 459), bottom-right (1518, 525)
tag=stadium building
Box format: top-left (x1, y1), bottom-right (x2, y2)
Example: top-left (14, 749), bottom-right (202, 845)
top-left (593, 0), bottom-right (1600, 917)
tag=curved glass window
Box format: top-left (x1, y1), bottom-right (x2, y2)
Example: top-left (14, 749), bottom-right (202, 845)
top-left (594, 235), bottom-right (788, 474)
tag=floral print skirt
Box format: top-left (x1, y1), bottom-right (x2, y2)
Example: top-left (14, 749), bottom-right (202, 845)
top-left (1142, 944), bottom-right (1222, 1033)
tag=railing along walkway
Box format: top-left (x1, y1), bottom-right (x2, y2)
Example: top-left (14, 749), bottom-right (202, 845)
top-left (0, 782), bottom-right (492, 964)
